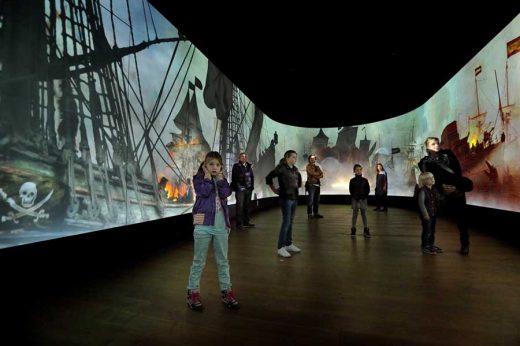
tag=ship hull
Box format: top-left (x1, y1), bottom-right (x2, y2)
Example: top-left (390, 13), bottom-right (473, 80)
top-left (0, 144), bottom-right (191, 249)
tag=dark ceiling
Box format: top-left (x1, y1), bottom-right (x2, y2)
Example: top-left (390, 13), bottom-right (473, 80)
top-left (148, 2), bottom-right (520, 128)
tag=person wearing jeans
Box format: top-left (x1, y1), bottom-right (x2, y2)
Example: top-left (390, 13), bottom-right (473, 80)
top-left (305, 154), bottom-right (324, 219)
top-left (265, 150), bottom-right (302, 258)
top-left (186, 151), bottom-right (239, 311)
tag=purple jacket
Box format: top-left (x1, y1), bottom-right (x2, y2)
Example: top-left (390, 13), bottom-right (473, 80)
top-left (192, 173), bottom-right (232, 228)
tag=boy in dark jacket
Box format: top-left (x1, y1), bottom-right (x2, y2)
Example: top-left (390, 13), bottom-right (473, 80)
top-left (349, 164), bottom-right (370, 237)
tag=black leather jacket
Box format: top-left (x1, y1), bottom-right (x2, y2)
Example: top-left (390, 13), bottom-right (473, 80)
top-left (418, 149), bottom-right (470, 194)
top-left (265, 163), bottom-right (302, 200)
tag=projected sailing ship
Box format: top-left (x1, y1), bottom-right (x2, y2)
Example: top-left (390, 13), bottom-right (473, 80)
top-left (164, 78), bottom-right (209, 204)
top-left (440, 65), bottom-right (516, 174)
top-left (0, 0), bottom-right (201, 236)
top-left (202, 61), bottom-right (269, 179)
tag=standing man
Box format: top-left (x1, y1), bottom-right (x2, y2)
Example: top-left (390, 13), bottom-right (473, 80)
top-left (231, 152), bottom-right (255, 230)
top-left (305, 154), bottom-right (324, 219)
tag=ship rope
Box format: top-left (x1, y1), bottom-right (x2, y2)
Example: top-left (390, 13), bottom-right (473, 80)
top-left (136, 46), bottom-right (196, 183)
top-left (148, 46), bottom-right (193, 147)
top-left (141, 0), bottom-right (150, 41)
top-left (98, 0), bottom-right (190, 184)
top-left (232, 95), bottom-right (252, 150)
top-left (146, 0), bottom-right (158, 38)
top-left (115, 63), bottom-right (185, 182)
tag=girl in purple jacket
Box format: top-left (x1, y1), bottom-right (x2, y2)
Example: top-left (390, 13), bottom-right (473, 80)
top-left (186, 151), bottom-right (239, 311)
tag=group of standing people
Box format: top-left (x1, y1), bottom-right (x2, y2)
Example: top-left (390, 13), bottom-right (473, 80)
top-left (266, 152), bottom-right (390, 255)
top-left (184, 136), bottom-right (471, 311)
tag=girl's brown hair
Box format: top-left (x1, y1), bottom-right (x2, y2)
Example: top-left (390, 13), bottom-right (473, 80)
top-left (197, 151), bottom-right (224, 175)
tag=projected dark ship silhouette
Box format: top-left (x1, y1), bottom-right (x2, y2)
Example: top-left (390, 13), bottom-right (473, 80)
top-left (202, 60), bottom-right (276, 195)
top-left (0, 0), bottom-right (275, 247)
top-left (303, 126), bottom-right (383, 189)
top-left (309, 126), bottom-right (377, 167)
top-left (0, 0), bottom-right (220, 248)
top-left (440, 66), bottom-right (515, 176)
top-left (437, 63), bottom-right (520, 208)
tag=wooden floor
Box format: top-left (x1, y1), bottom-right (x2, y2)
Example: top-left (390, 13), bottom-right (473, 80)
top-left (4, 205), bottom-right (520, 345)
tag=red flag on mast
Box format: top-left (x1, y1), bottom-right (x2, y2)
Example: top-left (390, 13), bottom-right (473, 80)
top-left (507, 35), bottom-right (520, 58)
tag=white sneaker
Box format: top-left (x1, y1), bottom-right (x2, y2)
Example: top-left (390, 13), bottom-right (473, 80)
top-left (277, 247), bottom-right (292, 257)
top-left (285, 244), bottom-right (301, 253)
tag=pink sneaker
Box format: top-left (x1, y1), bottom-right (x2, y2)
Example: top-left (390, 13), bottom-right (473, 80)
top-left (221, 289), bottom-right (240, 309)
top-left (187, 290), bottom-right (203, 311)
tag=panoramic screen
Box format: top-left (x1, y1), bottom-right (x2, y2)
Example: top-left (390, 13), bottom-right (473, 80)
top-left (0, 1), bottom-right (519, 249)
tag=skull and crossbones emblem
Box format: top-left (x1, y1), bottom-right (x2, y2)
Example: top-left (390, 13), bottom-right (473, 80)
top-left (0, 182), bottom-right (54, 224)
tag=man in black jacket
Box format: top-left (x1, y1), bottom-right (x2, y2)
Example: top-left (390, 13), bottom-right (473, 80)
top-left (231, 152), bottom-right (255, 230)
top-left (418, 137), bottom-right (472, 255)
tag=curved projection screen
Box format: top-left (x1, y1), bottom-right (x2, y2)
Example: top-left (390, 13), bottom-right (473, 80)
top-left (0, 1), bottom-right (519, 249)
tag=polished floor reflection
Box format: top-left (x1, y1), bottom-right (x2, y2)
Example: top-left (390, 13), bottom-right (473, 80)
top-left (4, 205), bottom-right (520, 345)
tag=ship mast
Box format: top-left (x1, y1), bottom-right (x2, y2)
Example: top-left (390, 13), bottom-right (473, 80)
top-left (506, 61), bottom-right (510, 106)
top-left (495, 64), bottom-right (515, 144)
top-left (0, 0), bottom-right (189, 224)
top-left (221, 85), bottom-right (243, 177)
top-left (475, 69), bottom-right (481, 116)
top-left (468, 66), bottom-right (487, 145)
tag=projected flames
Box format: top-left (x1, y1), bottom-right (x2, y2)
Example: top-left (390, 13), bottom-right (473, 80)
top-left (158, 175), bottom-right (190, 203)
top-left (468, 135), bottom-right (478, 149)
top-left (164, 181), bottom-right (176, 200)
top-left (168, 137), bottom-right (203, 149)
top-left (164, 180), bottom-right (188, 201)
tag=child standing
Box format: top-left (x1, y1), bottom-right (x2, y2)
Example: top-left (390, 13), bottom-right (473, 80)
top-left (417, 171), bottom-right (442, 255)
top-left (186, 151), bottom-right (240, 311)
top-left (349, 164), bottom-right (370, 237)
